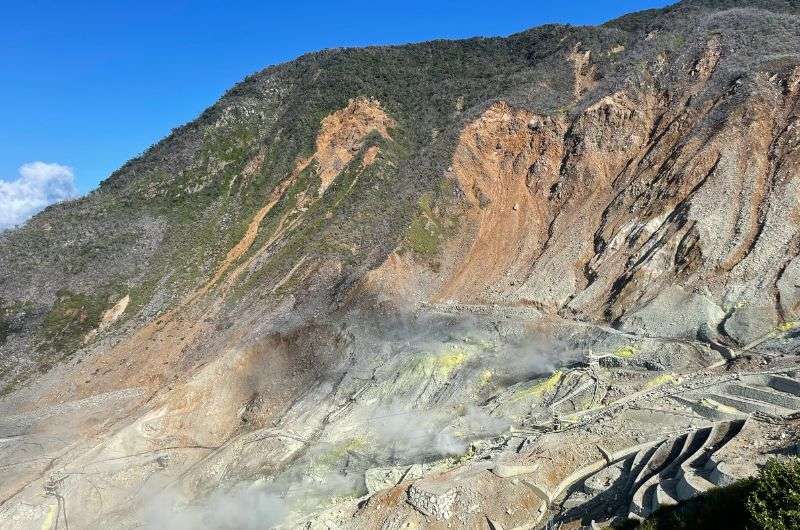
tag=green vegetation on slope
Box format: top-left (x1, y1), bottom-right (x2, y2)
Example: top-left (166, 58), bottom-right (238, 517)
top-left (404, 193), bottom-right (452, 258)
top-left (0, 300), bottom-right (11, 346)
top-left (748, 457), bottom-right (800, 530)
top-left (39, 289), bottom-right (108, 363)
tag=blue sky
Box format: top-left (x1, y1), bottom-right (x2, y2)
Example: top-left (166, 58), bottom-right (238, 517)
top-left (1, 0), bottom-right (671, 200)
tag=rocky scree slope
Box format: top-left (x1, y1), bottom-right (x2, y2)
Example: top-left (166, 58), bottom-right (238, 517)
top-left (0, 0), bottom-right (799, 529)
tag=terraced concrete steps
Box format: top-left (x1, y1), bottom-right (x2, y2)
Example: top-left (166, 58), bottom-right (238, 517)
top-left (559, 420), bottom-right (747, 524)
top-left (628, 438), bottom-right (683, 515)
top-left (681, 373), bottom-right (800, 419)
top-left (624, 443), bottom-right (660, 492)
top-left (676, 468), bottom-right (716, 500)
top-left (726, 383), bottom-right (800, 409)
top-left (626, 420), bottom-right (746, 519)
top-left (553, 374), bottom-right (799, 526)
top-left (652, 478), bottom-right (680, 511)
top-left (707, 457), bottom-right (740, 487)
top-left (765, 375), bottom-right (800, 397)
top-left (673, 395), bottom-right (747, 420)
top-left (631, 436), bottom-right (685, 490)
top-left (630, 429), bottom-right (708, 518)
top-left (554, 375), bottom-right (798, 524)
top-left (704, 392), bottom-right (794, 416)
top-left (698, 420), bottom-right (742, 457)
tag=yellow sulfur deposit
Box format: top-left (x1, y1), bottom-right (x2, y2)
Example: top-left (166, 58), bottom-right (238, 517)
top-left (512, 371), bottom-right (564, 402)
top-left (434, 345), bottom-right (470, 377)
top-left (613, 345), bottom-right (637, 358)
top-left (319, 437), bottom-right (367, 465)
top-left (643, 373), bottom-right (678, 390)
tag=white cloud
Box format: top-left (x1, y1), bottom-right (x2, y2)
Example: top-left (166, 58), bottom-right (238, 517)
top-left (0, 162), bottom-right (78, 230)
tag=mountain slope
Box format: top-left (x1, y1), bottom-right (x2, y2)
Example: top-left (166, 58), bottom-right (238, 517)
top-left (0, 1), bottom-right (799, 529)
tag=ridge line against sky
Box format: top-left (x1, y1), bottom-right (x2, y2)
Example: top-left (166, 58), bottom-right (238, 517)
top-left (0, 0), bottom-right (671, 229)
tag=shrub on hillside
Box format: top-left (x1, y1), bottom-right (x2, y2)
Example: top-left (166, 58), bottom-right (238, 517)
top-left (747, 457), bottom-right (800, 530)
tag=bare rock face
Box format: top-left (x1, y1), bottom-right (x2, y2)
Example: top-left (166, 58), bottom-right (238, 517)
top-left (313, 97), bottom-right (394, 194)
top-left (723, 304), bottom-right (779, 346)
top-left (619, 286), bottom-right (725, 340)
top-left (425, 53), bottom-right (800, 338)
top-left (1, 1), bottom-right (800, 529)
top-left (365, 464), bottom-right (423, 494)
